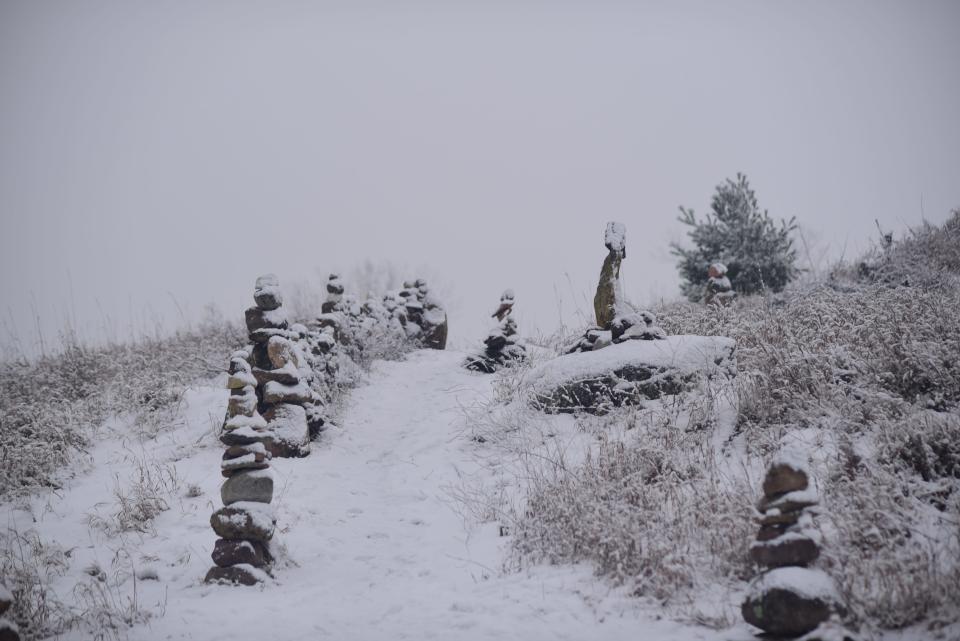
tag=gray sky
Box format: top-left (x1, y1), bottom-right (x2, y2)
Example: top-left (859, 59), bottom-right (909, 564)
top-left (2, 1), bottom-right (958, 356)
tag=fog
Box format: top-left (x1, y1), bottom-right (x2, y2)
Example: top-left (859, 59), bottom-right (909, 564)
top-left (2, 1), bottom-right (958, 356)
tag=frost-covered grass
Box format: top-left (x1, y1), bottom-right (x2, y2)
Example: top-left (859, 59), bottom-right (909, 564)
top-left (0, 321), bottom-right (243, 499)
top-left (478, 211), bottom-right (960, 633)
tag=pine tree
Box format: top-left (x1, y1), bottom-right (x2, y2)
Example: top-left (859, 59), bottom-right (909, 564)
top-left (671, 173), bottom-right (799, 301)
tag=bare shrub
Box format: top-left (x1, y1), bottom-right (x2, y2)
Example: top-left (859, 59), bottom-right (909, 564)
top-left (512, 408), bottom-right (755, 615)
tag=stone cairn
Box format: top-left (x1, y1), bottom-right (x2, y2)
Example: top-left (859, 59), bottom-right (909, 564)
top-left (704, 262), bottom-right (735, 306)
top-left (742, 454), bottom-right (844, 637)
top-left (397, 278), bottom-right (447, 350)
top-left (567, 223), bottom-right (667, 354)
top-left (0, 581), bottom-right (19, 641)
top-left (321, 272), bottom-right (344, 314)
top-left (205, 275), bottom-right (316, 586)
top-left (465, 289), bottom-right (527, 373)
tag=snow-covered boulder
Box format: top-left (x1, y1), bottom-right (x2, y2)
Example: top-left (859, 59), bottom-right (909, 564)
top-left (530, 335), bottom-right (736, 414)
top-left (742, 567), bottom-right (843, 637)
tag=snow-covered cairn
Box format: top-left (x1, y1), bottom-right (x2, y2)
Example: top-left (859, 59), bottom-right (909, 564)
top-left (567, 222), bottom-right (666, 354)
top-left (464, 289), bottom-right (527, 373)
top-left (704, 262), bottom-right (735, 306)
top-left (396, 278), bottom-right (447, 350)
top-left (321, 272), bottom-right (344, 314)
top-left (0, 581), bottom-right (19, 641)
top-left (742, 454), bottom-right (844, 637)
top-left (206, 275), bottom-right (320, 585)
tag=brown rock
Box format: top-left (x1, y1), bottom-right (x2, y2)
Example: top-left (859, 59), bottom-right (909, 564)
top-left (750, 535), bottom-right (820, 568)
top-left (756, 523), bottom-right (790, 542)
top-left (763, 461), bottom-right (809, 497)
top-left (758, 490), bottom-right (818, 514)
top-left (252, 367), bottom-right (300, 387)
top-left (210, 504), bottom-right (275, 541)
top-left (223, 444), bottom-right (271, 461)
top-left (221, 459), bottom-right (270, 477)
top-left (267, 336), bottom-right (297, 369)
top-left (204, 565), bottom-right (266, 586)
top-left (211, 538), bottom-right (272, 568)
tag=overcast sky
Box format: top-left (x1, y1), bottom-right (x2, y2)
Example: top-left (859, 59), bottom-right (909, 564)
top-left (1, 1), bottom-right (958, 356)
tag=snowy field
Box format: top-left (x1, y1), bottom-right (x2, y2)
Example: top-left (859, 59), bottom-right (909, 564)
top-left (1, 349), bottom-right (757, 641)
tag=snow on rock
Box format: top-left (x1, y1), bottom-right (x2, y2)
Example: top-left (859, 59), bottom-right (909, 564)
top-left (742, 567), bottom-right (842, 637)
top-left (750, 567), bottom-right (840, 603)
top-left (531, 335), bottom-right (736, 413)
top-left (604, 221), bottom-right (626, 255)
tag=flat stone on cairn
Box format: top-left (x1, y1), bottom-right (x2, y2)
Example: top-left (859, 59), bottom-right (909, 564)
top-left (742, 453), bottom-right (844, 637)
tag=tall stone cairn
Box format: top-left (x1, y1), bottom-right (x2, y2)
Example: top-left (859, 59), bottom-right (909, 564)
top-left (0, 581), bottom-right (20, 641)
top-left (742, 454), bottom-right (844, 637)
top-left (205, 349), bottom-right (276, 586)
top-left (593, 221), bottom-right (626, 329)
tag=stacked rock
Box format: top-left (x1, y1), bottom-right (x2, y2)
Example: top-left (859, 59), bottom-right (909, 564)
top-left (465, 290), bottom-right (526, 373)
top-left (321, 273), bottom-right (344, 314)
top-left (704, 262), bottom-right (735, 306)
top-left (245, 275), bottom-right (313, 458)
top-left (0, 581), bottom-right (19, 641)
top-left (743, 454), bottom-right (843, 637)
top-left (394, 278), bottom-right (447, 349)
top-left (206, 350), bottom-right (276, 586)
top-left (609, 310), bottom-right (666, 343)
top-left (417, 279), bottom-right (448, 350)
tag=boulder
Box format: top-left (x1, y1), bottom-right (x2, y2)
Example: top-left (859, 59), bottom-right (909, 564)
top-left (204, 564), bottom-right (268, 586)
top-left (742, 567), bottom-right (841, 637)
top-left (210, 503), bottom-right (276, 541)
top-left (530, 335), bottom-right (736, 414)
top-left (211, 538), bottom-right (272, 569)
top-left (221, 468), bottom-right (274, 505)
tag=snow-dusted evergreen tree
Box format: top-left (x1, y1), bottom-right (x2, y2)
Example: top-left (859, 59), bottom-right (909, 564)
top-left (672, 173), bottom-right (799, 301)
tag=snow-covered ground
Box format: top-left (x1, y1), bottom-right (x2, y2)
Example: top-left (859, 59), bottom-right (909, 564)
top-left (1, 348), bottom-right (765, 640)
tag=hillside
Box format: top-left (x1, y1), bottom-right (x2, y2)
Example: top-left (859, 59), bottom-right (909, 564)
top-left (0, 213), bottom-right (957, 641)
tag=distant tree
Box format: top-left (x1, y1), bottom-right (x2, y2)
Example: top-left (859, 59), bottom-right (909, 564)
top-left (671, 173), bottom-right (799, 301)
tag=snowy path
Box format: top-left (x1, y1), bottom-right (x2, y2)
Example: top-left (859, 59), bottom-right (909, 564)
top-left (3, 349), bottom-right (737, 640)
